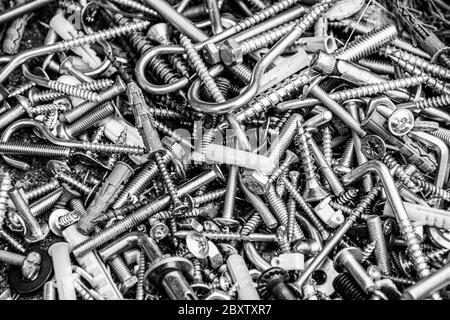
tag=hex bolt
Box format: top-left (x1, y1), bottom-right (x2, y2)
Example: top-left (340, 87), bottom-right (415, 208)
top-left (366, 215), bottom-right (391, 276)
top-left (8, 187), bottom-right (49, 243)
top-left (108, 255), bottom-right (138, 294)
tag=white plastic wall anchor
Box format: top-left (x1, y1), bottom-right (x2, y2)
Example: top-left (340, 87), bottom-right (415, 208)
top-left (49, 13), bottom-right (101, 69)
top-left (295, 36), bottom-right (338, 54)
top-left (62, 225), bottom-right (123, 300)
top-left (99, 116), bottom-right (149, 165)
top-left (199, 143), bottom-right (276, 172)
top-left (314, 196), bottom-right (345, 228)
top-left (227, 254), bottom-right (261, 300)
top-left (383, 201), bottom-right (450, 229)
top-left (271, 253), bottom-right (304, 271)
top-left (48, 242), bottom-right (76, 300)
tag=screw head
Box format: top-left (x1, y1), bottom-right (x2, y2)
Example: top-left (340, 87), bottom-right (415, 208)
top-left (46, 160), bottom-right (70, 175)
top-left (361, 134), bottom-right (386, 160)
top-left (186, 230), bottom-right (209, 259)
top-left (48, 208), bottom-right (70, 236)
top-left (21, 251), bottom-right (42, 281)
top-left (149, 222), bottom-right (170, 241)
top-left (333, 247), bottom-right (363, 273)
top-left (24, 222), bottom-right (50, 243)
top-left (388, 109), bottom-right (414, 136)
top-left (219, 39), bottom-right (242, 66)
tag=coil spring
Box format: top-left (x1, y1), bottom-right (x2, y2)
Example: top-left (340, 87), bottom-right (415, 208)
top-left (333, 273), bottom-right (367, 300)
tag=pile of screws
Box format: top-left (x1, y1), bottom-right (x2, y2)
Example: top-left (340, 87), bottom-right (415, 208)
top-left (0, 0), bottom-right (450, 301)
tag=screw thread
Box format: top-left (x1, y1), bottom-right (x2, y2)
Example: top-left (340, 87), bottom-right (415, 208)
top-left (309, 85), bottom-right (366, 137)
top-left (136, 250), bottom-right (146, 300)
top-left (30, 103), bottom-right (67, 115)
top-left (30, 90), bottom-right (64, 103)
top-left (109, 256), bottom-right (134, 283)
top-left (361, 240), bottom-right (376, 263)
top-left (335, 24), bottom-right (398, 62)
top-left (8, 188), bottom-right (42, 235)
top-left (309, 137), bottom-right (345, 196)
top-left (66, 103), bottom-right (114, 137)
top-left (333, 273), bottom-right (367, 300)
top-left (240, 178), bottom-right (278, 229)
top-left (0, 106), bottom-right (26, 130)
top-left (43, 281), bottom-right (57, 300)
top-left (0, 141), bottom-right (71, 157)
top-left (413, 95), bottom-right (450, 110)
top-left (236, 70), bottom-right (313, 123)
top-left (430, 128), bottom-right (450, 146)
top-left (113, 157), bottom-right (165, 209)
top-left (55, 172), bottom-right (92, 195)
top-left (384, 46), bottom-right (450, 81)
top-left (367, 215), bottom-right (391, 275)
top-left (58, 21), bottom-right (151, 52)
top-left (47, 80), bottom-right (99, 102)
top-left (0, 249), bottom-right (25, 266)
top-left (400, 221), bottom-right (430, 279)
top-left (181, 35), bottom-right (225, 103)
top-left (58, 210), bottom-right (81, 228)
top-left (411, 178), bottom-right (450, 201)
top-left (8, 82), bottom-right (35, 97)
top-left (336, 188), bottom-right (358, 206)
top-left (329, 76), bottom-right (428, 102)
top-left (280, 177), bottom-right (328, 238)
top-left (193, 188), bottom-right (227, 206)
top-left (24, 178), bottom-right (60, 201)
top-left (0, 173), bottom-right (11, 229)
top-left (388, 56), bottom-right (450, 95)
top-left (62, 79), bottom-right (125, 123)
top-left (30, 188), bottom-right (64, 217)
top-left (152, 118), bottom-right (193, 149)
top-left (222, 165), bottom-right (238, 220)
top-left (358, 58), bottom-right (395, 75)
top-left (73, 279), bottom-right (94, 300)
top-left (233, 0), bottom-right (302, 33)
top-left (241, 213), bottom-right (262, 236)
top-left (0, 229), bottom-right (26, 253)
top-left (110, 0), bottom-right (158, 16)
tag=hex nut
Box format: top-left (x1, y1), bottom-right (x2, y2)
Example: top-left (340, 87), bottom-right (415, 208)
top-left (220, 39), bottom-right (243, 66)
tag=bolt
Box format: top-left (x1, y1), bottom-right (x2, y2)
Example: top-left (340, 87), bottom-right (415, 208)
top-left (8, 187), bottom-right (49, 243)
top-left (0, 249), bottom-right (41, 281)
